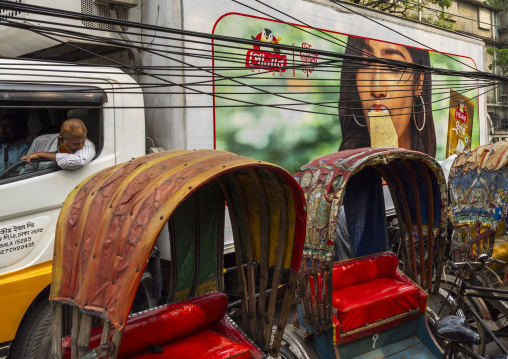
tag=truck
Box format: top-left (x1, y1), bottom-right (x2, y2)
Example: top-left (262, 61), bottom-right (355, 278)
top-left (0, 0), bottom-right (488, 357)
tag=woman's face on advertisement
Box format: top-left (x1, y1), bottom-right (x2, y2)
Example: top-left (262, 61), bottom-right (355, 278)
top-left (355, 40), bottom-right (423, 149)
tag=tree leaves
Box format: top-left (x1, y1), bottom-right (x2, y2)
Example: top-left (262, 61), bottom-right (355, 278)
top-left (487, 47), bottom-right (508, 75)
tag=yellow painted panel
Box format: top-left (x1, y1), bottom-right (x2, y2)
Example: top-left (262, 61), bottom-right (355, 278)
top-left (0, 261), bottom-right (52, 342)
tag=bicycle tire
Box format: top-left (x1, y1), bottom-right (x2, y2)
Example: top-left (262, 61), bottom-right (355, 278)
top-left (438, 281), bottom-right (487, 357)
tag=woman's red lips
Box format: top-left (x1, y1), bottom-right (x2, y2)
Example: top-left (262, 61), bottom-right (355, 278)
top-left (370, 104), bottom-right (388, 110)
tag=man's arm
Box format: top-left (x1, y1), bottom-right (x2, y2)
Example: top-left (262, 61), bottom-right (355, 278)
top-left (55, 140), bottom-right (96, 170)
top-left (21, 151), bottom-right (57, 164)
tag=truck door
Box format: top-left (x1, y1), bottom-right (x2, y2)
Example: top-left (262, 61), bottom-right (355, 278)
top-left (0, 82), bottom-right (113, 351)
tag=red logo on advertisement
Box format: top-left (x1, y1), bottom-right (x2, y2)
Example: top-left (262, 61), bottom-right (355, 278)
top-left (300, 43), bottom-right (318, 77)
top-left (455, 102), bottom-right (467, 123)
top-left (246, 28), bottom-right (287, 72)
top-left (246, 50), bottom-right (287, 72)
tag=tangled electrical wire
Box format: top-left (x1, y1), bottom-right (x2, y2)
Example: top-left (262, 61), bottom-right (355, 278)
top-left (0, 0), bottom-right (503, 114)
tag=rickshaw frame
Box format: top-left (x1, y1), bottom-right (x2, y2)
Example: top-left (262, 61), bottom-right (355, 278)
top-left (49, 149), bottom-right (307, 359)
top-left (289, 147), bottom-right (448, 359)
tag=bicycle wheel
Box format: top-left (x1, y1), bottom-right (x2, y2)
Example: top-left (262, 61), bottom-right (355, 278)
top-left (429, 281), bottom-right (487, 357)
top-left (427, 290), bottom-right (454, 352)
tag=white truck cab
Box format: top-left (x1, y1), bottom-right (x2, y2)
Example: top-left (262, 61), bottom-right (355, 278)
top-left (0, 60), bottom-right (145, 357)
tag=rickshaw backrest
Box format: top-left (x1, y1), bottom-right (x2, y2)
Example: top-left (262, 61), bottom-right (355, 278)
top-left (61, 292), bottom-right (230, 358)
top-left (332, 252), bottom-right (398, 290)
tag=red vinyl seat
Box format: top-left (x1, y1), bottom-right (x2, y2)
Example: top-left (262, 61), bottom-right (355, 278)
top-left (132, 330), bottom-right (252, 359)
top-left (61, 292), bottom-right (255, 359)
top-left (332, 252), bottom-right (427, 335)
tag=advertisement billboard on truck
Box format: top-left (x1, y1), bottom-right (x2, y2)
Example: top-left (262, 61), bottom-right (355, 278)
top-left (182, 0), bottom-right (485, 173)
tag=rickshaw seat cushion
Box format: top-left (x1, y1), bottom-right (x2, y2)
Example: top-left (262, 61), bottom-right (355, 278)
top-left (61, 292), bottom-right (230, 358)
top-left (332, 252), bottom-right (398, 290)
top-left (332, 276), bottom-right (426, 332)
top-left (131, 330), bottom-right (252, 359)
top-left (331, 252), bottom-right (427, 334)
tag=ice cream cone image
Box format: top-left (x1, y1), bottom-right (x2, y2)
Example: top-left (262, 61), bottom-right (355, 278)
top-left (368, 105), bottom-right (398, 148)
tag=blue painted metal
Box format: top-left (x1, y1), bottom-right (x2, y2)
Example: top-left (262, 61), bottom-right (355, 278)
top-left (338, 319), bottom-right (418, 359)
top-left (296, 304), bottom-right (336, 358)
top-left (297, 309), bottom-right (442, 359)
top-left (312, 330), bottom-right (338, 359)
top-left (414, 314), bottom-right (443, 357)
top-left (351, 335), bottom-right (437, 359)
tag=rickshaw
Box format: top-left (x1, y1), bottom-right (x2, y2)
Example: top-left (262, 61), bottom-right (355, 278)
top-left (440, 140), bottom-right (508, 355)
top-left (448, 140), bottom-right (508, 275)
top-left (49, 149), bottom-right (306, 359)
top-left (285, 147), bottom-right (448, 359)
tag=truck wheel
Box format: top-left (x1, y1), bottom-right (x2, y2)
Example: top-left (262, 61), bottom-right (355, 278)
top-left (8, 300), bottom-right (52, 359)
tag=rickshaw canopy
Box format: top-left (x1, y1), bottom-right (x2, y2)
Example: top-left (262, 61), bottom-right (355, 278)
top-left (449, 141), bottom-right (508, 229)
top-left (50, 149), bottom-right (305, 332)
top-left (294, 147), bottom-right (447, 260)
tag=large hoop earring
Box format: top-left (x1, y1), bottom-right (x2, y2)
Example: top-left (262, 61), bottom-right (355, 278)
top-left (414, 94), bottom-right (426, 131)
top-left (354, 114), bottom-right (366, 127)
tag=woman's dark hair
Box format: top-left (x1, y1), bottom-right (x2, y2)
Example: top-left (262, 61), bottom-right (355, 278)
top-left (338, 36), bottom-right (436, 157)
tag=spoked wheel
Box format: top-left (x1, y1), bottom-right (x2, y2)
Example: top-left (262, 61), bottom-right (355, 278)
top-left (455, 296), bottom-right (487, 357)
top-left (278, 345), bottom-right (299, 359)
top-left (271, 324), bottom-right (317, 359)
top-left (427, 282), bottom-right (487, 357)
top-left (427, 291), bottom-right (454, 352)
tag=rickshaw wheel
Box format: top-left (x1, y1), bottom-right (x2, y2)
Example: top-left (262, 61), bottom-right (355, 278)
top-left (272, 324), bottom-right (317, 359)
top-left (278, 345), bottom-right (299, 359)
top-left (8, 300), bottom-right (52, 359)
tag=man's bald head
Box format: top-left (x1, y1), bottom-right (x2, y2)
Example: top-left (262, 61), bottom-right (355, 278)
top-left (58, 119), bottom-right (87, 153)
top-left (60, 118), bottom-right (87, 138)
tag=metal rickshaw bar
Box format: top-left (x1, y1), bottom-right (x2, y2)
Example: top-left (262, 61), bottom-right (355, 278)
top-left (247, 168), bottom-right (270, 349)
top-left (264, 170), bottom-right (289, 350)
top-left (387, 164), bottom-right (418, 284)
top-left (166, 216), bottom-right (177, 303)
top-left (190, 191), bottom-right (201, 298)
top-left (216, 189), bottom-right (226, 292)
top-left (404, 161), bottom-right (427, 289)
top-left (224, 173), bottom-right (256, 338)
top-left (422, 166), bottom-right (436, 292)
top-left (215, 177), bottom-right (250, 334)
